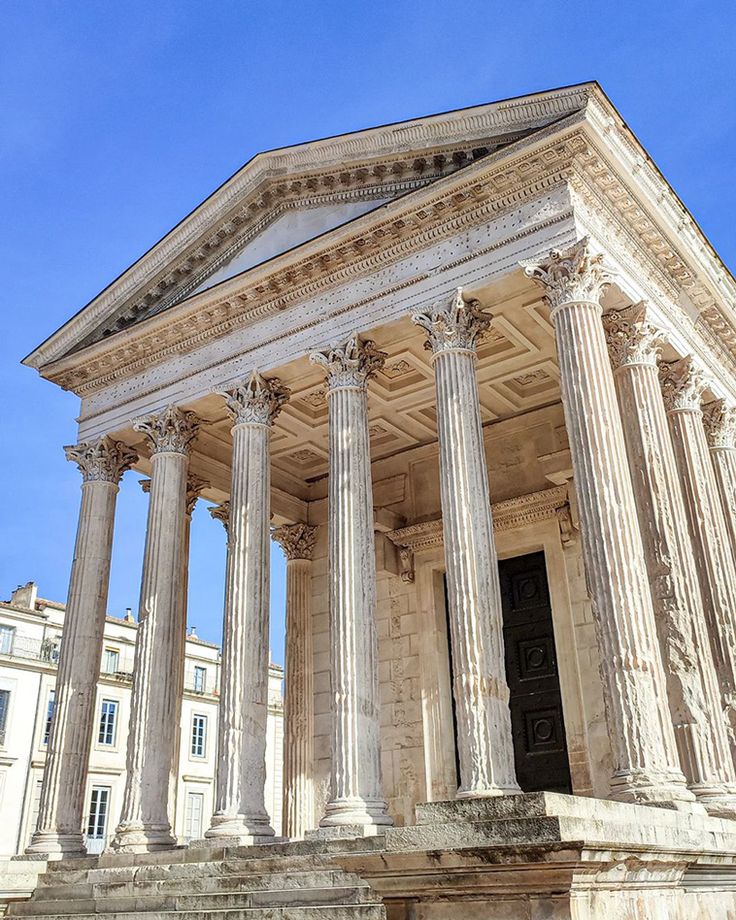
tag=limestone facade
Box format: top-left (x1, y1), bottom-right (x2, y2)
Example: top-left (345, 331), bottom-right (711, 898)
top-left (16, 82), bottom-right (736, 915)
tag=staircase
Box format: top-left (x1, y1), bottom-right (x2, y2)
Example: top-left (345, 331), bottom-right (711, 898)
top-left (7, 839), bottom-right (387, 920)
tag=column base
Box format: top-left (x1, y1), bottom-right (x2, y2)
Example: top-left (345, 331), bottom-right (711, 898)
top-left (204, 813), bottom-right (275, 842)
top-left (25, 831), bottom-right (86, 858)
top-left (456, 782), bottom-right (522, 799)
top-left (319, 796), bottom-right (394, 829)
top-left (692, 787), bottom-right (736, 821)
top-left (110, 821), bottom-right (177, 853)
top-left (609, 769), bottom-right (702, 812)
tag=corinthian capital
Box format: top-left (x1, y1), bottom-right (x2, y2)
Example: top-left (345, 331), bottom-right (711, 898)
top-left (659, 357), bottom-right (707, 413)
top-left (133, 405), bottom-right (201, 455)
top-left (310, 334), bottom-right (386, 390)
top-left (65, 436), bottom-right (138, 484)
top-left (412, 288), bottom-right (491, 354)
top-left (702, 399), bottom-right (736, 449)
top-left (272, 522), bottom-right (317, 561)
top-left (185, 475), bottom-right (210, 516)
top-left (522, 237), bottom-right (612, 314)
top-left (209, 501), bottom-right (230, 532)
top-left (602, 303), bottom-right (667, 369)
top-left (218, 371), bottom-right (290, 426)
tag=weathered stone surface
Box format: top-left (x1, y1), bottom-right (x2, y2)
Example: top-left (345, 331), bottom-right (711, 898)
top-left (27, 438), bottom-right (136, 857)
top-left (412, 289), bottom-right (519, 797)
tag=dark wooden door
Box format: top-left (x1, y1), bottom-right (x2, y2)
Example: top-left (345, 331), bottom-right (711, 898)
top-left (498, 552), bottom-right (572, 794)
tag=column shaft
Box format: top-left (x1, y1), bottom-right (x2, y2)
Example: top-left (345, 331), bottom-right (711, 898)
top-left (273, 523), bottom-right (317, 840)
top-left (605, 307), bottom-right (736, 814)
top-left (113, 406), bottom-right (199, 852)
top-left (703, 400), bottom-right (736, 566)
top-left (206, 372), bottom-right (287, 841)
top-left (413, 291), bottom-right (519, 796)
top-left (28, 439), bottom-right (136, 855)
top-left (525, 241), bottom-right (692, 806)
top-left (661, 362), bottom-right (736, 745)
top-left (311, 335), bottom-right (392, 829)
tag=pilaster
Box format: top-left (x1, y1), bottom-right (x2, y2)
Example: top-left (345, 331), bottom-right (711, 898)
top-left (524, 240), bottom-right (693, 807)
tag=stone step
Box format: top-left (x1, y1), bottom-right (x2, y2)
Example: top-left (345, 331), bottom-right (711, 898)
top-left (13, 885), bottom-right (376, 916)
top-left (6, 905), bottom-right (385, 920)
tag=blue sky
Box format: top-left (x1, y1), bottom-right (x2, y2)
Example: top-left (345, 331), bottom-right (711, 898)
top-left (1, 1), bottom-right (734, 663)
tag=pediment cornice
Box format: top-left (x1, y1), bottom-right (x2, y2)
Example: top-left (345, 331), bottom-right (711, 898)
top-left (28, 84), bottom-right (736, 398)
top-left (27, 84), bottom-right (594, 370)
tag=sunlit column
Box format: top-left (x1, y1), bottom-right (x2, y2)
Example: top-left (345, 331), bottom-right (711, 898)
top-left (413, 290), bottom-right (520, 797)
top-left (310, 335), bottom-right (393, 829)
top-left (524, 240), bottom-right (693, 807)
top-left (703, 399), bottom-right (736, 565)
top-left (27, 438), bottom-right (136, 856)
top-left (205, 372), bottom-right (288, 842)
top-left (113, 406), bottom-right (200, 852)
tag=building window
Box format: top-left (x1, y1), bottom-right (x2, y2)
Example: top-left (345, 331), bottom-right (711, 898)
top-left (0, 626), bottom-right (15, 655)
top-left (43, 690), bottom-right (56, 745)
top-left (184, 791), bottom-right (204, 841)
top-left (98, 699), bottom-right (118, 746)
top-left (0, 689), bottom-right (9, 745)
top-left (191, 714), bottom-right (207, 758)
top-left (86, 785), bottom-right (111, 852)
top-left (102, 648), bottom-right (119, 674)
top-left (193, 666), bottom-right (206, 693)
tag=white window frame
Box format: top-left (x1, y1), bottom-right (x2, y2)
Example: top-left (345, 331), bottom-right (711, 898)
top-left (0, 626), bottom-right (15, 655)
top-left (98, 699), bottom-right (118, 746)
top-left (86, 785), bottom-right (111, 849)
top-left (0, 689), bottom-right (10, 746)
top-left (193, 666), bottom-right (206, 694)
top-left (191, 713), bottom-right (207, 759)
top-left (184, 791), bottom-right (204, 841)
top-left (102, 648), bottom-right (120, 674)
top-left (43, 690), bottom-right (56, 746)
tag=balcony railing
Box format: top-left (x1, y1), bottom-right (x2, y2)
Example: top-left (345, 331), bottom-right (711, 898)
top-left (0, 636), bottom-right (59, 664)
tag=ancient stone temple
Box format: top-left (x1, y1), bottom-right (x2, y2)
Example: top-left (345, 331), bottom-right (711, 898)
top-left (13, 82), bottom-right (736, 918)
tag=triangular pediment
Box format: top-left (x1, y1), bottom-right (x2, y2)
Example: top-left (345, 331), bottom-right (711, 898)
top-left (26, 84), bottom-right (597, 369)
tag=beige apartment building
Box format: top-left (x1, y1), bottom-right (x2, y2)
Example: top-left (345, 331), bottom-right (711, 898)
top-left (0, 582), bottom-right (283, 856)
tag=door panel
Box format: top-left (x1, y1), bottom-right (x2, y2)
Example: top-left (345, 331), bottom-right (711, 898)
top-left (498, 551), bottom-right (572, 794)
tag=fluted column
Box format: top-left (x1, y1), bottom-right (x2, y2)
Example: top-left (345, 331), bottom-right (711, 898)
top-left (310, 335), bottom-right (393, 829)
top-left (272, 523), bottom-right (317, 839)
top-left (27, 438), bottom-right (136, 856)
top-left (205, 372), bottom-right (288, 842)
top-left (660, 358), bottom-right (736, 746)
top-left (604, 305), bottom-right (736, 814)
top-left (524, 240), bottom-right (693, 807)
top-left (412, 291), bottom-right (519, 797)
top-left (112, 406), bottom-right (200, 852)
top-left (703, 400), bottom-right (736, 565)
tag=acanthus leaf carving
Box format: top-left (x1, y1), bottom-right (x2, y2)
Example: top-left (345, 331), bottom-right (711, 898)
top-left (702, 398), bottom-right (736, 449)
top-left (64, 436), bottom-right (138, 484)
top-left (218, 370), bottom-right (290, 426)
top-left (659, 356), bottom-right (708, 414)
top-left (209, 501), bottom-right (230, 532)
top-left (133, 405), bottom-right (201, 455)
top-left (522, 237), bottom-right (612, 314)
top-left (310, 333), bottom-right (386, 389)
top-left (411, 287), bottom-right (492, 354)
top-left (271, 523), bottom-right (317, 561)
top-left (602, 302), bottom-right (667, 369)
